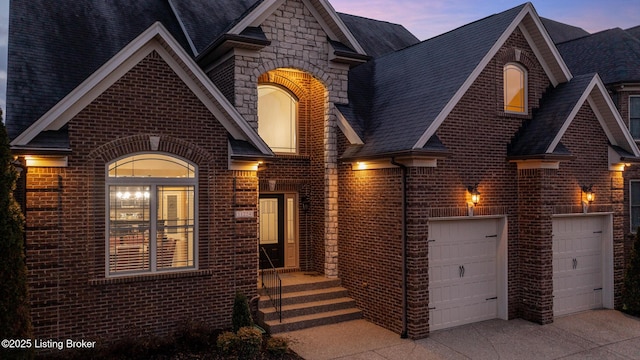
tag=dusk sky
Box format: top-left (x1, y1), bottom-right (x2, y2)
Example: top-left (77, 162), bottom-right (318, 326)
top-left (0, 0), bottom-right (638, 117)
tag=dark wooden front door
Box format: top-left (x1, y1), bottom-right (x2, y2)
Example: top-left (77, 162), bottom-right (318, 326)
top-left (259, 194), bottom-right (284, 269)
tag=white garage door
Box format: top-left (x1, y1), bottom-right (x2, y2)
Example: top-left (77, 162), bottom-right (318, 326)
top-left (428, 218), bottom-right (501, 331)
top-left (553, 216), bottom-right (605, 316)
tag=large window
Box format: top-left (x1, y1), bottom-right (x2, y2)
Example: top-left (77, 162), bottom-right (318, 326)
top-left (258, 84), bottom-right (298, 153)
top-left (630, 96), bottom-right (640, 140)
top-left (632, 181), bottom-right (640, 232)
top-left (504, 63), bottom-right (527, 113)
top-left (107, 153), bottom-right (196, 275)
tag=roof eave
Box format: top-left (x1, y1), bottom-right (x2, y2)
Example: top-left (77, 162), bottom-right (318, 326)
top-left (196, 33), bottom-right (271, 66)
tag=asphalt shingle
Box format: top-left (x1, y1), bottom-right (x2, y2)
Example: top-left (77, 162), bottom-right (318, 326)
top-left (6, 0), bottom-right (190, 142)
top-left (557, 28), bottom-right (640, 85)
top-left (339, 4), bottom-right (526, 158)
top-left (508, 73), bottom-right (595, 157)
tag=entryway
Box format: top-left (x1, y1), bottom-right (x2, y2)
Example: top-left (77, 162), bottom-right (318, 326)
top-left (259, 193), bottom-right (299, 270)
top-left (428, 216), bottom-right (508, 331)
top-left (552, 214), bottom-right (614, 316)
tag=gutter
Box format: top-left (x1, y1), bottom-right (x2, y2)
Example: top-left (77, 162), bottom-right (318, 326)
top-left (390, 157), bottom-right (408, 339)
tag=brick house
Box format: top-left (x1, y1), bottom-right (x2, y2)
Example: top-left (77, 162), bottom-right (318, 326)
top-left (552, 27), bottom-right (640, 262)
top-left (5, 0), bottom-right (639, 343)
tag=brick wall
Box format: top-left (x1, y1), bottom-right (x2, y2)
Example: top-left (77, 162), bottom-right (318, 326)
top-left (337, 27), bottom-right (627, 338)
top-left (24, 51), bottom-right (259, 344)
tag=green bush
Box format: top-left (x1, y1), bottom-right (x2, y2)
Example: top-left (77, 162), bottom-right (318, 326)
top-left (216, 331), bottom-right (237, 356)
top-left (236, 326), bottom-right (262, 359)
top-left (623, 230), bottom-right (640, 316)
top-left (0, 111), bottom-right (33, 359)
top-left (266, 336), bottom-right (289, 356)
top-left (232, 292), bottom-right (253, 332)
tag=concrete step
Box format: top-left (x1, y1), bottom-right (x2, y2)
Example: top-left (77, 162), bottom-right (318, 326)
top-left (258, 287), bottom-right (350, 307)
top-left (258, 277), bottom-right (342, 295)
top-left (260, 297), bottom-right (357, 322)
top-left (263, 308), bottom-right (363, 334)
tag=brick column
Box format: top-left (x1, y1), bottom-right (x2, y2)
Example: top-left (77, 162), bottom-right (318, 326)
top-left (517, 168), bottom-right (554, 324)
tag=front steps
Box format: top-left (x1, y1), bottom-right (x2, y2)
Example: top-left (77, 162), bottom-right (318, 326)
top-left (257, 273), bottom-right (362, 334)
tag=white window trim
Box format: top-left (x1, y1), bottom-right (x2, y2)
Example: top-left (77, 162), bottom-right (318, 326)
top-left (258, 84), bottom-right (299, 155)
top-left (105, 152), bottom-right (198, 277)
top-left (503, 63), bottom-right (528, 115)
top-left (629, 95), bottom-right (640, 141)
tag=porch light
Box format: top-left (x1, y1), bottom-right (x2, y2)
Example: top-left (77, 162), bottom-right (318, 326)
top-left (301, 196), bottom-right (310, 212)
top-left (467, 184), bottom-right (481, 206)
top-left (581, 185), bottom-right (594, 204)
top-left (581, 185), bottom-right (594, 213)
top-left (467, 184), bottom-right (480, 216)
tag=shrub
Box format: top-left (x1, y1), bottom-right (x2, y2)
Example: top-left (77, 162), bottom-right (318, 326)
top-left (216, 331), bottom-right (237, 356)
top-left (236, 326), bottom-right (262, 359)
top-left (0, 111), bottom-right (33, 359)
top-left (174, 319), bottom-right (215, 352)
top-left (232, 292), bottom-right (253, 332)
top-left (623, 229), bottom-right (640, 316)
top-left (265, 336), bottom-right (289, 356)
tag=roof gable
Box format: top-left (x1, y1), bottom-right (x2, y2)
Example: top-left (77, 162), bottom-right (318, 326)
top-left (171, 0), bottom-right (367, 57)
top-left (10, 22), bottom-right (272, 156)
top-left (508, 74), bottom-right (640, 158)
top-left (338, 2), bottom-right (572, 158)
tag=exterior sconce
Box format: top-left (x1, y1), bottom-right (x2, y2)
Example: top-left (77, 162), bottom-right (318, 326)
top-left (467, 184), bottom-right (480, 216)
top-left (301, 196), bottom-right (310, 212)
top-left (581, 185), bottom-right (594, 213)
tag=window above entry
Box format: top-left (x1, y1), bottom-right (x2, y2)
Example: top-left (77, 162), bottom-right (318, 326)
top-left (258, 85), bottom-right (298, 154)
top-left (504, 63), bottom-right (527, 114)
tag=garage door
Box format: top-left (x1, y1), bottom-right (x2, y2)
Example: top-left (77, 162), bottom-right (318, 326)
top-left (553, 216), bottom-right (605, 316)
top-left (428, 218), bottom-right (501, 331)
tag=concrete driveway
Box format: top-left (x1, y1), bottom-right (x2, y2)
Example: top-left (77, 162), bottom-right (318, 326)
top-left (283, 310), bottom-right (640, 359)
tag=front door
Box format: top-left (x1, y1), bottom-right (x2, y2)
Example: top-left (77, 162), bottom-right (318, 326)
top-left (259, 194), bottom-right (284, 269)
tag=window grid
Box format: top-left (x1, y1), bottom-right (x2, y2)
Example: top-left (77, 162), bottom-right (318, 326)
top-left (107, 153), bottom-right (197, 276)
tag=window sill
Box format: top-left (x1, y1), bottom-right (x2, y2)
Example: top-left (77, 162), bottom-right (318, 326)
top-left (89, 269), bottom-right (214, 285)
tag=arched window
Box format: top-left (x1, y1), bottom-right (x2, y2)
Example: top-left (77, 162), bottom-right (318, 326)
top-left (258, 84), bottom-right (298, 153)
top-left (504, 63), bottom-right (527, 113)
top-left (107, 153), bottom-right (196, 275)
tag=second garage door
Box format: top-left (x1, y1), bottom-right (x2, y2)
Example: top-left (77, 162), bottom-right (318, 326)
top-left (428, 217), bottom-right (506, 331)
top-left (553, 215), bottom-right (608, 316)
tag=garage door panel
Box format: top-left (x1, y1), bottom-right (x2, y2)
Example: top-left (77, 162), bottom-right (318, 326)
top-left (429, 219), bottom-right (499, 331)
top-left (553, 216), bottom-right (605, 317)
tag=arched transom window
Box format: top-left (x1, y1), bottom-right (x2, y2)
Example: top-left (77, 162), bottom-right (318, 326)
top-left (107, 153), bottom-right (196, 276)
top-left (503, 63), bottom-right (527, 113)
top-left (258, 84), bottom-right (298, 153)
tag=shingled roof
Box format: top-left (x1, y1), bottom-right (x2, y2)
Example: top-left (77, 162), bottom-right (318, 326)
top-left (556, 28), bottom-right (640, 85)
top-left (508, 74), bottom-right (595, 158)
top-left (6, 0), bottom-right (418, 146)
top-left (337, 13), bottom-right (419, 58)
top-left (540, 17), bottom-right (589, 44)
top-left (6, 0), bottom-right (189, 141)
top-left (168, 0), bottom-right (262, 56)
top-left (339, 3), bottom-right (534, 159)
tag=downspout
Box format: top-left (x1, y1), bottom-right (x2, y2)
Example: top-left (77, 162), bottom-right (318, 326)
top-left (390, 157), bottom-right (408, 339)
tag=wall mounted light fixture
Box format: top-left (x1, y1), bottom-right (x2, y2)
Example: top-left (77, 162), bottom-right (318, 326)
top-left (467, 184), bottom-right (480, 216)
top-left (581, 185), bottom-right (594, 213)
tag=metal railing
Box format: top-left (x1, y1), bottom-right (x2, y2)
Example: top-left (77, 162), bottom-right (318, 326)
top-left (260, 247), bottom-right (282, 322)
